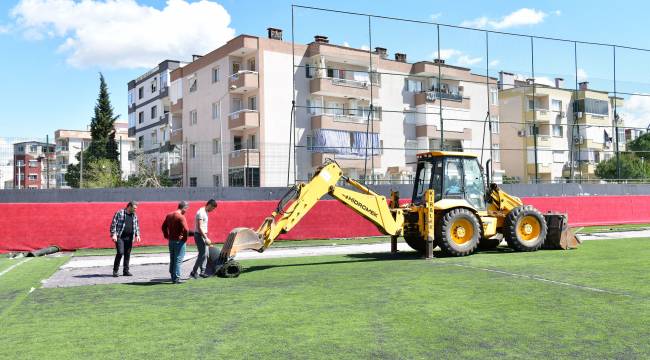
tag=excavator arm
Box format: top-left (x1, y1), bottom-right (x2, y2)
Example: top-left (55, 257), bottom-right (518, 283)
top-left (214, 161), bottom-right (404, 269)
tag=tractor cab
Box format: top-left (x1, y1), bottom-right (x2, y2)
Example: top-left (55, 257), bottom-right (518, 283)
top-left (411, 151), bottom-right (487, 210)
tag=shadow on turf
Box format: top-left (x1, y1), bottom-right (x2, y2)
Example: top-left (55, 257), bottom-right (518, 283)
top-left (241, 251), bottom-right (422, 274)
top-left (124, 278), bottom-right (174, 286)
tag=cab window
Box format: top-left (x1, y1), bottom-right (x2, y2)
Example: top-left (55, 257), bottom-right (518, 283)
top-left (443, 158), bottom-right (463, 198)
top-left (463, 158), bottom-right (486, 210)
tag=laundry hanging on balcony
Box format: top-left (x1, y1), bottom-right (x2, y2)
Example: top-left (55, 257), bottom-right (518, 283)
top-left (313, 129), bottom-right (352, 155)
top-left (351, 131), bottom-right (380, 156)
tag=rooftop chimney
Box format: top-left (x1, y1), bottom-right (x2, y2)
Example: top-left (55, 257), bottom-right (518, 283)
top-left (555, 77), bottom-right (564, 89)
top-left (526, 78), bottom-right (535, 85)
top-left (374, 47), bottom-right (387, 58)
top-left (267, 27), bottom-right (283, 41)
top-left (499, 71), bottom-right (515, 90)
top-left (395, 53), bottom-right (407, 62)
top-left (192, 54), bottom-right (203, 61)
top-left (314, 35), bottom-right (329, 44)
top-left (433, 58), bottom-right (445, 65)
top-left (579, 81), bottom-right (589, 90)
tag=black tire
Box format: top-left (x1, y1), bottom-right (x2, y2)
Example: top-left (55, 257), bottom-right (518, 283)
top-left (436, 208), bottom-right (480, 256)
top-left (478, 236), bottom-right (502, 250)
top-left (216, 260), bottom-right (243, 278)
top-left (404, 233), bottom-right (425, 253)
top-left (504, 205), bottom-right (547, 252)
top-left (403, 214), bottom-right (426, 253)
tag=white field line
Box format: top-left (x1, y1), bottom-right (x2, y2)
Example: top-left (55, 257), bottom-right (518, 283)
top-left (0, 258), bottom-right (33, 278)
top-left (451, 263), bottom-right (631, 297)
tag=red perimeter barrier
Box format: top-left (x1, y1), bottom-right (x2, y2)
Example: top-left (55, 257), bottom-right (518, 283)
top-left (1, 195), bottom-right (649, 252)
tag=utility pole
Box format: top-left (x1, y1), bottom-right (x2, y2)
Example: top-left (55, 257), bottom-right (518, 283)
top-left (79, 141), bottom-right (84, 188)
top-left (46, 135), bottom-right (50, 189)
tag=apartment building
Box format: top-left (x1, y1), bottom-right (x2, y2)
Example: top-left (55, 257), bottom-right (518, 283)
top-left (499, 73), bottom-right (625, 182)
top-left (128, 60), bottom-right (184, 181)
top-left (13, 141), bottom-right (56, 189)
top-left (168, 28), bottom-right (501, 187)
top-left (54, 124), bottom-right (135, 188)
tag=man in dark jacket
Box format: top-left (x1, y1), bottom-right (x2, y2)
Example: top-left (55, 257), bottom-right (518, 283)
top-left (110, 201), bottom-right (141, 277)
top-left (162, 201), bottom-right (190, 284)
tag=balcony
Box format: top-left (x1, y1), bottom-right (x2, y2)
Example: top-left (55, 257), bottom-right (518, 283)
top-left (170, 129), bottom-right (183, 145)
top-left (229, 71), bottom-right (259, 93)
top-left (526, 135), bottom-right (552, 148)
top-left (229, 149), bottom-right (260, 168)
top-left (171, 99), bottom-right (183, 114)
top-left (169, 162), bottom-right (183, 178)
top-left (311, 152), bottom-right (381, 169)
top-left (229, 109), bottom-right (260, 130)
top-left (527, 163), bottom-right (552, 174)
top-left (414, 91), bottom-right (470, 109)
top-left (525, 109), bottom-right (552, 122)
top-left (311, 114), bottom-right (381, 133)
top-left (310, 77), bottom-right (376, 100)
top-left (575, 112), bottom-right (610, 126)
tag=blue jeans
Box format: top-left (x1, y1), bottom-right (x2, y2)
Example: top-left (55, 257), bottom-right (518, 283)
top-left (192, 234), bottom-right (208, 275)
top-left (168, 240), bottom-right (186, 282)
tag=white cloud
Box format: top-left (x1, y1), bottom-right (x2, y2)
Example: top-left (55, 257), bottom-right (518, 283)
top-left (0, 24), bottom-right (10, 34)
top-left (554, 10), bottom-right (562, 16)
top-left (360, 44), bottom-right (370, 51)
top-left (621, 95), bottom-right (650, 130)
top-left (433, 48), bottom-right (462, 60)
top-left (461, 8), bottom-right (550, 30)
top-left (513, 73), bottom-right (555, 87)
top-left (457, 55), bottom-right (483, 66)
top-left (489, 59), bottom-right (500, 67)
top-left (577, 68), bottom-right (588, 82)
top-left (430, 13), bottom-right (442, 21)
top-left (10, 0), bottom-right (236, 69)
top-left (342, 41), bottom-right (350, 47)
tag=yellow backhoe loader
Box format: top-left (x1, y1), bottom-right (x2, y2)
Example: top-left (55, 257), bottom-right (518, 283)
top-left (207, 152), bottom-right (578, 278)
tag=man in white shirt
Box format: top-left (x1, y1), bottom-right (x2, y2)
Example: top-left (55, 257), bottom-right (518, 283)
top-left (190, 199), bottom-right (218, 279)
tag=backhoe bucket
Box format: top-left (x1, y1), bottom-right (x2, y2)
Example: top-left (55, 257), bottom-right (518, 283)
top-left (204, 227), bottom-right (263, 276)
top-left (543, 213), bottom-right (581, 250)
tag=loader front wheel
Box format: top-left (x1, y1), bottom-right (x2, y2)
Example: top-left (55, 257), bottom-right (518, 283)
top-left (437, 208), bottom-right (480, 256)
top-left (504, 205), bottom-right (547, 252)
top-left (216, 260), bottom-right (243, 278)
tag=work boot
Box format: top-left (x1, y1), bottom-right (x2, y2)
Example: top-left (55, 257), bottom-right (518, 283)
top-left (123, 271), bottom-right (133, 276)
top-left (173, 279), bottom-right (185, 284)
top-left (199, 273), bottom-right (209, 278)
top-left (113, 271), bottom-right (119, 277)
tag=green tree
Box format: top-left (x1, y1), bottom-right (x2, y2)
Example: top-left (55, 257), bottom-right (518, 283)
top-left (65, 73), bottom-right (120, 188)
top-left (627, 132), bottom-right (650, 160)
top-left (123, 154), bottom-right (178, 187)
top-left (83, 159), bottom-right (122, 188)
top-left (595, 153), bottom-right (650, 180)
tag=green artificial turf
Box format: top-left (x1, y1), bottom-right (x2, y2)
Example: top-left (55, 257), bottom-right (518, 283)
top-left (575, 223), bottom-right (650, 234)
top-left (1, 239), bottom-right (649, 359)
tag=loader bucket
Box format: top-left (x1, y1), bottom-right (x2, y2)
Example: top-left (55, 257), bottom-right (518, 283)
top-left (543, 213), bottom-right (581, 250)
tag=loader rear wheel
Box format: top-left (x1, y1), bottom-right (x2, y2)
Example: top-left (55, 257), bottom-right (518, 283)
top-left (216, 260), bottom-right (243, 278)
top-left (504, 205), bottom-right (547, 252)
top-left (436, 208), bottom-right (480, 256)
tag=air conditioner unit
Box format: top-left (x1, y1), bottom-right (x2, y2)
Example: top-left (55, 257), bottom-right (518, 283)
top-left (573, 136), bottom-right (585, 145)
top-left (560, 111), bottom-right (566, 118)
top-left (576, 112), bottom-right (583, 118)
top-left (517, 130), bottom-right (526, 137)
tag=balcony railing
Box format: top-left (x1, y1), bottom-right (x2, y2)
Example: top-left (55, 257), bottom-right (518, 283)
top-left (229, 148), bottom-right (260, 167)
top-left (425, 90), bottom-right (463, 102)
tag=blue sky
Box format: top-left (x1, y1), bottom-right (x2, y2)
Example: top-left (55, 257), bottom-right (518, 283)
top-left (1, 0), bottom-right (650, 139)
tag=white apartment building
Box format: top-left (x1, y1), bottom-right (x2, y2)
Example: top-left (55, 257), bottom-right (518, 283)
top-left (169, 28), bottom-right (501, 187)
top-left (54, 123), bottom-right (135, 188)
top-left (499, 73), bottom-right (626, 182)
top-left (128, 60), bottom-right (184, 181)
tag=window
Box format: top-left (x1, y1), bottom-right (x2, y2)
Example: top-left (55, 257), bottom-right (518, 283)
top-left (151, 131), bottom-right (157, 145)
top-left (189, 77), bottom-right (197, 92)
top-left (247, 58), bottom-right (256, 71)
top-left (151, 78), bottom-right (157, 93)
top-left (138, 111), bottom-right (144, 124)
top-left (138, 136), bottom-right (144, 149)
top-left (233, 136), bottom-right (242, 151)
top-left (138, 87), bottom-right (144, 99)
top-left (491, 144), bottom-right (500, 162)
top-left (248, 96), bottom-right (257, 111)
top-left (18, 146), bottom-right (24, 152)
top-left (190, 144), bottom-right (197, 158)
top-left (463, 158), bottom-right (486, 210)
top-left (228, 168), bottom-right (259, 187)
top-left (213, 175), bottom-right (221, 187)
top-left (190, 110), bottom-right (198, 125)
top-left (551, 99), bottom-right (562, 112)
top-left (30, 145), bottom-right (38, 153)
top-left (232, 62), bottom-right (240, 74)
top-left (490, 87), bottom-right (498, 105)
top-left (306, 135), bottom-right (314, 151)
top-left (552, 125), bottom-right (563, 137)
top-left (305, 64), bottom-right (314, 78)
top-left (490, 116), bottom-right (499, 134)
top-left (528, 98), bottom-right (535, 110)
top-left (529, 124), bottom-right (538, 136)
top-left (160, 71), bottom-right (169, 89)
top-left (212, 67), bottom-right (220, 83)
top-left (232, 98), bottom-right (242, 112)
top-left (212, 101), bottom-right (221, 119)
top-left (16, 160), bottom-right (24, 167)
top-left (151, 105), bottom-right (157, 119)
top-left (406, 79), bottom-right (422, 92)
top-left (28, 160), bottom-right (39, 167)
top-left (128, 89), bottom-right (135, 105)
top-left (212, 139), bottom-right (221, 154)
top-left (190, 177), bottom-right (197, 187)
top-left (28, 174), bottom-right (38, 181)
top-left (248, 134), bottom-right (257, 149)
top-left (443, 158), bottom-right (462, 198)
top-left (573, 98), bottom-right (608, 115)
